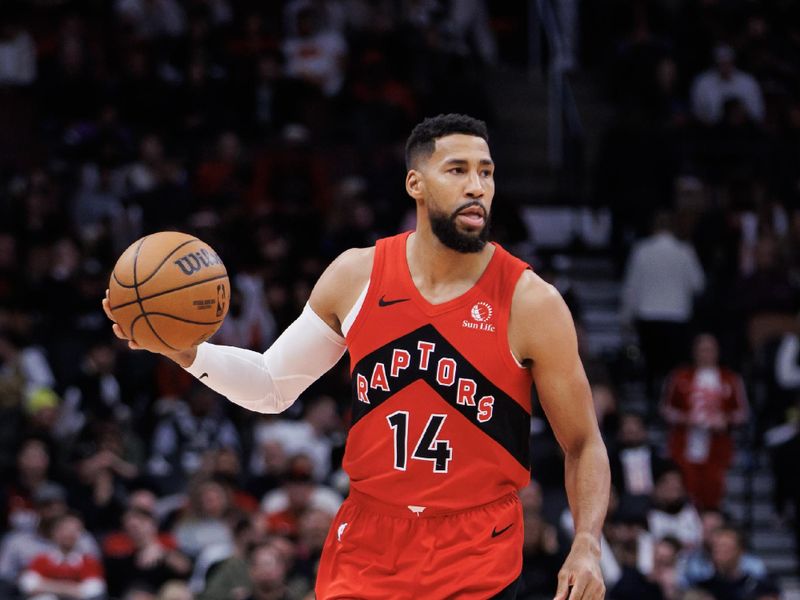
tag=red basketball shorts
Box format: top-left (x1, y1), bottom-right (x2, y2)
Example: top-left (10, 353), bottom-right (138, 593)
top-left (315, 488), bottom-right (523, 599)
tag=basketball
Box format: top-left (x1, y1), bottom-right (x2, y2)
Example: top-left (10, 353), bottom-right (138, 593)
top-left (107, 232), bottom-right (230, 353)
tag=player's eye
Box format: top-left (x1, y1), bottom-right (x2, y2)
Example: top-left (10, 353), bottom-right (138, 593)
top-left (448, 167), bottom-right (464, 174)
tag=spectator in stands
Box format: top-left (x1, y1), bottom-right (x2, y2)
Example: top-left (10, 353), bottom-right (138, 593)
top-left (677, 509), bottom-right (767, 591)
top-left (173, 477), bottom-right (236, 559)
top-left (2, 438), bottom-right (58, 532)
top-left (517, 496), bottom-right (562, 599)
top-left (59, 335), bottom-right (130, 439)
top-left (196, 516), bottom-right (261, 600)
top-left (697, 526), bottom-right (778, 600)
top-left (770, 328), bottom-right (800, 571)
top-left (736, 235), bottom-right (800, 329)
top-left (651, 537), bottom-right (681, 600)
top-left (114, 0), bottom-right (187, 40)
top-left (609, 411), bottom-right (668, 501)
top-left (19, 512), bottom-right (106, 600)
top-left (0, 8), bottom-right (36, 86)
top-left (591, 382), bottom-right (619, 441)
top-left (213, 274), bottom-right (276, 351)
top-left (0, 330), bottom-right (56, 400)
top-left (691, 45), bottom-right (764, 125)
top-left (0, 483), bottom-right (100, 596)
top-left (261, 455), bottom-right (341, 541)
top-left (241, 541), bottom-right (290, 600)
top-left (647, 466), bottom-right (702, 548)
top-left (621, 211), bottom-right (706, 396)
top-left (283, 5), bottom-right (348, 98)
top-left (605, 499), bottom-right (661, 600)
top-left (661, 333), bottom-right (749, 510)
top-left (103, 502), bottom-right (191, 598)
top-left (290, 508), bottom-right (333, 596)
top-left (147, 384), bottom-right (240, 494)
top-left (67, 418), bottom-right (142, 534)
top-left (251, 395), bottom-right (340, 483)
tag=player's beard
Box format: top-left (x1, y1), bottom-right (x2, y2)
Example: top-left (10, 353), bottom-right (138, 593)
top-left (428, 202), bottom-right (491, 253)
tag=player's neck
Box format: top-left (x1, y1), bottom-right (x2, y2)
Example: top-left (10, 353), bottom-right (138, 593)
top-left (407, 229), bottom-right (494, 289)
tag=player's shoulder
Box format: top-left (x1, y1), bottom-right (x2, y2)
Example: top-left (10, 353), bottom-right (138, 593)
top-left (315, 246), bottom-right (375, 299)
top-left (511, 269), bottom-right (564, 314)
top-left (326, 246), bottom-right (375, 280)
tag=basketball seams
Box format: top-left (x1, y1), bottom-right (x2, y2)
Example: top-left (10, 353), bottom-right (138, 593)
top-left (135, 237), bottom-right (198, 286)
top-left (132, 237), bottom-right (179, 352)
top-left (108, 273), bottom-right (229, 311)
top-left (111, 270), bottom-right (134, 289)
top-left (139, 312), bottom-right (225, 326)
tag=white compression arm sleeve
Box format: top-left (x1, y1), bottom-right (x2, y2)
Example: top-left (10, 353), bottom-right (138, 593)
top-left (184, 303), bottom-right (346, 413)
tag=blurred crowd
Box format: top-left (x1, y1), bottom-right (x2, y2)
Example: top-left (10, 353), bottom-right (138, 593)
top-left (0, 1), bottom-right (799, 599)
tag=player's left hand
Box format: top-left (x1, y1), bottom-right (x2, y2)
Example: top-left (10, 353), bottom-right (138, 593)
top-left (554, 532), bottom-right (605, 599)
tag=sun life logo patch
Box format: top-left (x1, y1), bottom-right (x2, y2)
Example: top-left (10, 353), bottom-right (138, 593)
top-left (463, 301), bottom-right (496, 332)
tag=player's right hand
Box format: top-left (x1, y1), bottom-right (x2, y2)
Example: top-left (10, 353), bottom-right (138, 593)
top-left (102, 289), bottom-right (197, 367)
top-left (102, 289), bottom-right (145, 351)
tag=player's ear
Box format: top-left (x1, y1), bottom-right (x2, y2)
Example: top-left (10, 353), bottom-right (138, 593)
top-left (406, 169), bottom-right (424, 201)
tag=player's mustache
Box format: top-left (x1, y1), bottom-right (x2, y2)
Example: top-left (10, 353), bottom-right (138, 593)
top-left (450, 201), bottom-right (487, 220)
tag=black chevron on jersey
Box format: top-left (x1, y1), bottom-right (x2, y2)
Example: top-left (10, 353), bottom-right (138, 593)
top-left (350, 324), bottom-right (531, 469)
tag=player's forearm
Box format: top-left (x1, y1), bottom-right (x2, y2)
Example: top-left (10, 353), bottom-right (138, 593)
top-left (183, 304), bottom-right (346, 414)
top-left (564, 434), bottom-right (610, 544)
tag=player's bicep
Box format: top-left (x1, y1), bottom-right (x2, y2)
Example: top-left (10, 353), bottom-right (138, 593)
top-left (524, 290), bottom-right (598, 453)
top-left (308, 247), bottom-right (372, 336)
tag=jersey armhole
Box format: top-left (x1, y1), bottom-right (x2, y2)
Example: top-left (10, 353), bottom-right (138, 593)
top-left (498, 265), bottom-right (532, 373)
top-left (341, 280), bottom-right (369, 337)
top-left (344, 242), bottom-right (385, 344)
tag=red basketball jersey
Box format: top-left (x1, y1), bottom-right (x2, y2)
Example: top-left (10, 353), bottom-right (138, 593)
top-left (344, 232), bottom-right (533, 512)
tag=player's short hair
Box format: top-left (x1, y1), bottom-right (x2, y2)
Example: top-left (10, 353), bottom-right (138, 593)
top-left (405, 113), bottom-right (489, 170)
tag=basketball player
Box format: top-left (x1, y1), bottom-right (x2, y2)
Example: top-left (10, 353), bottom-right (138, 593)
top-left (104, 114), bottom-right (609, 599)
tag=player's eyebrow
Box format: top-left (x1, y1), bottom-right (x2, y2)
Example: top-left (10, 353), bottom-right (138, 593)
top-left (442, 158), bottom-right (494, 167)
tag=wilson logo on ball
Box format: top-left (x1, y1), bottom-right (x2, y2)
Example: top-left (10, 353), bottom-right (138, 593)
top-left (174, 249), bottom-right (224, 276)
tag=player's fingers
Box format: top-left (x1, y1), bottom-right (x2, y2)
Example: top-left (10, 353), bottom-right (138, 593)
top-left (102, 290), bottom-right (115, 321)
top-left (573, 573), bottom-right (603, 600)
top-left (111, 323), bottom-right (129, 341)
top-left (591, 580), bottom-right (606, 600)
top-left (565, 576), bottom-right (587, 600)
top-left (553, 571), bottom-right (571, 600)
top-left (583, 578), bottom-right (604, 600)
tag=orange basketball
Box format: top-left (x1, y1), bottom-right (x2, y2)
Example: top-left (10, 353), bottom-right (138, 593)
top-left (108, 232), bottom-right (230, 353)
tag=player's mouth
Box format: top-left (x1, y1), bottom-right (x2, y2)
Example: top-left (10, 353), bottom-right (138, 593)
top-left (455, 206), bottom-right (485, 228)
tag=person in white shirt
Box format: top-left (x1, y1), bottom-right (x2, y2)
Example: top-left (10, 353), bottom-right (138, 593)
top-left (622, 211), bottom-right (706, 395)
top-left (690, 45), bottom-right (764, 125)
top-left (647, 467), bottom-right (702, 549)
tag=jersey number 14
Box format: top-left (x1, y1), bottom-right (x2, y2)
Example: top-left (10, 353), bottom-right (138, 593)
top-left (386, 411), bottom-right (453, 473)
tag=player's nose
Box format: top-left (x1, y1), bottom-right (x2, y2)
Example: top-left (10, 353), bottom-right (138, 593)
top-left (464, 170), bottom-right (484, 197)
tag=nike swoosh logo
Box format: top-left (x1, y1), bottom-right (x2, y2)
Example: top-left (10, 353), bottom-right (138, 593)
top-left (199, 372), bottom-right (208, 380)
top-left (491, 523), bottom-right (513, 538)
top-left (378, 295), bottom-right (410, 307)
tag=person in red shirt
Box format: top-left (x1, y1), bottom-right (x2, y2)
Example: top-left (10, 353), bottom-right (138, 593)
top-left (19, 512), bottom-right (105, 600)
top-left (103, 503), bottom-right (191, 598)
top-left (661, 333), bottom-right (749, 510)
